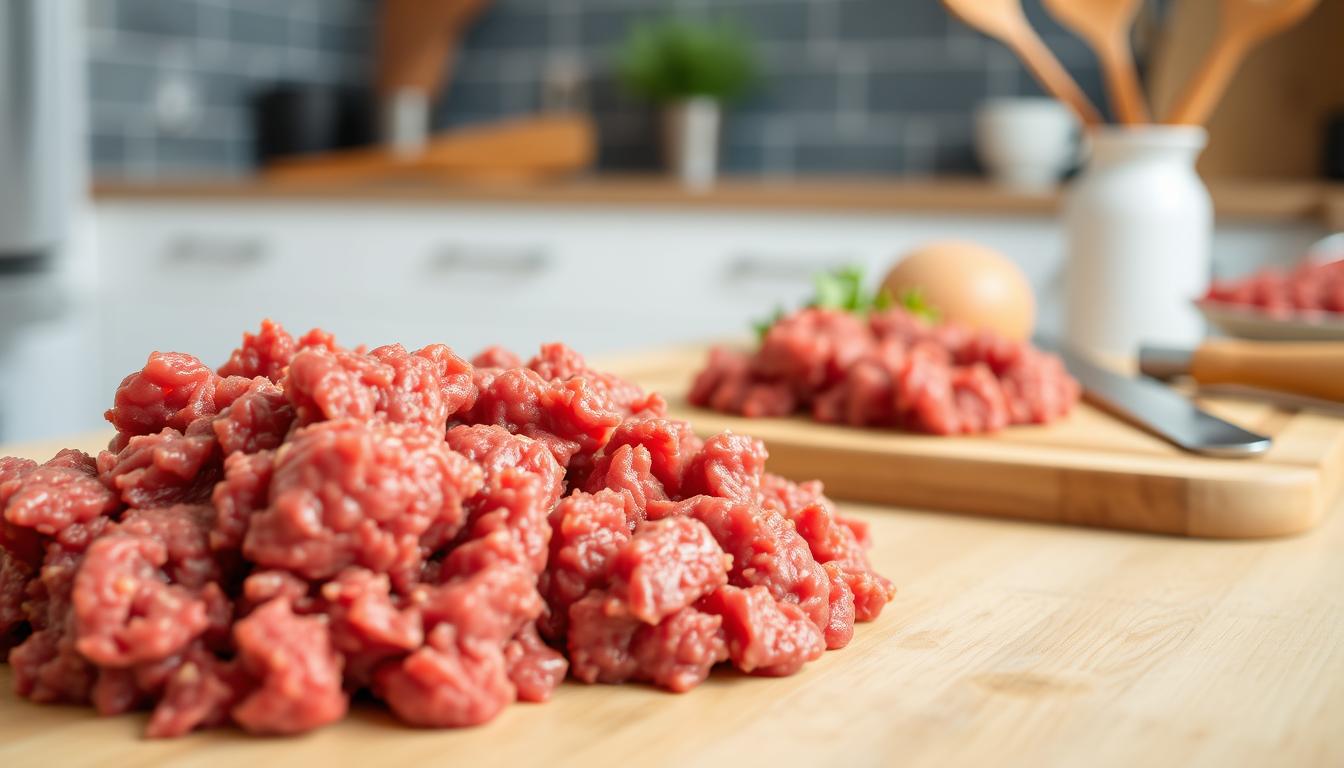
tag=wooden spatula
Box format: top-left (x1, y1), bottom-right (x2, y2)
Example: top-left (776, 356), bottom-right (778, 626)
top-left (1042, 0), bottom-right (1150, 124)
top-left (1165, 0), bottom-right (1321, 126)
top-left (941, 0), bottom-right (1103, 126)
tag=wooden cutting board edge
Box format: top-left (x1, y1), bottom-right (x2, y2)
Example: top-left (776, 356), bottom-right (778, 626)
top-left (606, 347), bottom-right (1344, 541)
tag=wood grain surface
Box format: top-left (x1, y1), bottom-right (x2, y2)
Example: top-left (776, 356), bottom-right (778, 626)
top-left (89, 176), bottom-right (1344, 226)
top-left (1, 432), bottom-right (1342, 766)
top-left (617, 346), bottom-right (1344, 539)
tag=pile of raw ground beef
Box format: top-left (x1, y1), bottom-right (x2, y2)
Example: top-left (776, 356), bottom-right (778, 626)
top-left (1203, 259), bottom-right (1344, 318)
top-left (692, 306), bottom-right (1080, 434)
top-left (0, 320), bottom-right (894, 738)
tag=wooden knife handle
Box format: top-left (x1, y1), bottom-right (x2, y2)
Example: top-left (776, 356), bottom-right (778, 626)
top-left (1190, 338), bottom-right (1344, 402)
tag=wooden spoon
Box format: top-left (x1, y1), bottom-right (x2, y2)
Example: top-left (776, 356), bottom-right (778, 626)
top-left (1042, 0), bottom-right (1150, 124)
top-left (941, 0), bottom-right (1102, 126)
top-left (1166, 0), bottom-right (1321, 126)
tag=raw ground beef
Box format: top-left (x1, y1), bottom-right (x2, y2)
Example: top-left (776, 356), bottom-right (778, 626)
top-left (0, 319), bottom-right (895, 738)
top-left (1203, 258), bottom-right (1344, 318)
top-left (691, 306), bottom-right (1079, 435)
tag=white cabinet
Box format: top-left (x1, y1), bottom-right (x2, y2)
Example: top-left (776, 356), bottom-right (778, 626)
top-left (92, 199), bottom-right (1327, 397)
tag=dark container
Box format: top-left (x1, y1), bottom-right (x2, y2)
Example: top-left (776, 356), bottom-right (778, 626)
top-left (251, 84), bottom-right (377, 168)
top-left (1326, 110), bottom-right (1344, 181)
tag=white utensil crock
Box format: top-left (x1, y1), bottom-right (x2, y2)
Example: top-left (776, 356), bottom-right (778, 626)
top-left (1064, 126), bottom-right (1212, 358)
top-left (663, 97), bottom-right (720, 190)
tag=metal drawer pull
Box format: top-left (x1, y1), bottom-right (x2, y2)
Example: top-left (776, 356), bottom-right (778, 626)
top-left (428, 245), bottom-right (551, 275)
top-left (165, 236), bottom-right (268, 267)
top-left (726, 253), bottom-right (852, 282)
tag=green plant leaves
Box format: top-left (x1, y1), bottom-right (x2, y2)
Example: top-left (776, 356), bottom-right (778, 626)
top-left (754, 266), bottom-right (940, 340)
top-left (616, 19), bottom-right (757, 104)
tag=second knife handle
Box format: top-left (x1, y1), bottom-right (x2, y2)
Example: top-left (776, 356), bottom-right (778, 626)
top-left (1191, 339), bottom-right (1344, 403)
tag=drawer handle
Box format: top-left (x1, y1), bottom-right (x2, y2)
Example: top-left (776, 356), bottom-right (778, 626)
top-left (725, 253), bottom-right (851, 283)
top-left (164, 236), bottom-right (267, 267)
top-left (427, 245), bottom-right (550, 276)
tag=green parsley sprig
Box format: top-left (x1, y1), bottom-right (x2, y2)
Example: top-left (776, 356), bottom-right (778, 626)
top-left (753, 265), bottom-right (939, 340)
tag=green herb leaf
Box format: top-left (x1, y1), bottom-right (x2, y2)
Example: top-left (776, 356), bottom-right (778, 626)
top-left (754, 265), bottom-right (918, 339)
top-left (897, 288), bottom-right (940, 324)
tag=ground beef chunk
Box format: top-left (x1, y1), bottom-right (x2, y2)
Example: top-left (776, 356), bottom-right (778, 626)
top-left (366, 344), bottom-right (454, 431)
top-left (601, 418), bottom-right (703, 498)
top-left (565, 595), bottom-right (727, 691)
top-left (629, 607), bottom-right (727, 692)
top-left (2, 451), bottom-right (119, 565)
top-left (503, 622), bottom-right (567, 702)
top-left (821, 562), bottom-right (856, 650)
top-left (97, 429), bottom-right (220, 509)
top-left (209, 449), bottom-right (272, 553)
top-left (283, 347), bottom-right (391, 426)
top-left (675, 496), bottom-right (831, 633)
top-left (461, 367), bottom-right (622, 468)
top-left (414, 343), bottom-right (477, 418)
top-left (525, 343), bottom-right (667, 420)
top-left (210, 378), bottom-right (294, 456)
top-left (693, 306), bottom-right (1078, 434)
top-left (538, 490), bottom-right (633, 639)
top-left (374, 623), bottom-right (515, 728)
top-left (471, 346), bottom-right (522, 369)
top-left (681, 432), bottom-right (769, 503)
top-left (1, 550), bottom-right (32, 651)
top-left (314, 568), bottom-right (419, 689)
top-left (610, 517), bottom-right (729, 624)
top-left (1204, 258), bottom-right (1344, 317)
top-left (582, 444), bottom-right (669, 514)
top-left (145, 646), bottom-right (247, 738)
top-left (106, 352), bottom-right (222, 450)
top-left (231, 597), bottom-right (347, 734)
top-left (72, 533), bottom-right (209, 667)
top-left (441, 425), bottom-right (564, 575)
top-left (243, 419), bottom-right (482, 584)
top-left (116, 505), bottom-right (219, 589)
top-left (218, 319), bottom-right (297, 382)
top-left (10, 626), bottom-right (96, 704)
top-left (1, 326), bottom-right (897, 738)
top-left (701, 585), bottom-right (825, 676)
top-left (375, 563), bottom-right (541, 728)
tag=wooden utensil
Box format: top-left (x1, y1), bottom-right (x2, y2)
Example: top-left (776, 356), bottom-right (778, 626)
top-left (377, 0), bottom-right (493, 100)
top-left (1142, 338), bottom-right (1344, 403)
top-left (1165, 0), bottom-right (1322, 126)
top-left (262, 113), bottom-right (596, 184)
top-left (1042, 0), bottom-right (1150, 124)
top-left (940, 0), bottom-right (1103, 126)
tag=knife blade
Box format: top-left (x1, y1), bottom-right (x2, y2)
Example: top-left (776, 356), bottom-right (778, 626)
top-left (1041, 340), bottom-right (1273, 458)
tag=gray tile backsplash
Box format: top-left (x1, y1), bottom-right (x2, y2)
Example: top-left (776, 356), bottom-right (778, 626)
top-left (87, 0), bottom-right (1154, 179)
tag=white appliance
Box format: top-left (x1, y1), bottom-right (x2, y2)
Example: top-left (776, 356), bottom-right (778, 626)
top-left (0, 0), bottom-right (98, 443)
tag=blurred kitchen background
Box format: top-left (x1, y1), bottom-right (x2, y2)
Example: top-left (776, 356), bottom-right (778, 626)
top-left (1, 0), bottom-right (1342, 441)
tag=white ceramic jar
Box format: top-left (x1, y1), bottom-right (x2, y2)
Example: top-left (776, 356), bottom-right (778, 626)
top-left (1063, 126), bottom-right (1212, 358)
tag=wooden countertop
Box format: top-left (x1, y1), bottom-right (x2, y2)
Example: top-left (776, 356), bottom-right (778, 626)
top-left (92, 176), bottom-right (1344, 227)
top-left (2, 430), bottom-right (1341, 766)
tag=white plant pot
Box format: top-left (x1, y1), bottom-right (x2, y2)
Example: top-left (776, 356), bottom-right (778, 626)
top-left (1063, 126), bottom-right (1213, 358)
top-left (975, 98), bottom-right (1078, 191)
top-left (663, 97), bottom-right (721, 190)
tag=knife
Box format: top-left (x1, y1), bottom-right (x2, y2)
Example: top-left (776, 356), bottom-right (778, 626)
top-left (1140, 339), bottom-right (1344, 403)
top-left (1040, 340), bottom-right (1273, 458)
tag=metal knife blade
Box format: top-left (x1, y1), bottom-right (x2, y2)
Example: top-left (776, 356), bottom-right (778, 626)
top-left (1041, 340), bottom-right (1273, 458)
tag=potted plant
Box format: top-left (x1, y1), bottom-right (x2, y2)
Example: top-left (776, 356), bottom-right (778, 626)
top-left (616, 19), bottom-right (756, 189)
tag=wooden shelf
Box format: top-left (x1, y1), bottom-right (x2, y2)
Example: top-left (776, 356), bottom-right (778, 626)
top-left (92, 175), bottom-right (1344, 226)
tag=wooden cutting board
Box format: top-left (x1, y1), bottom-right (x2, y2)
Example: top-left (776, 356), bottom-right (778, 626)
top-left (608, 346), bottom-right (1344, 540)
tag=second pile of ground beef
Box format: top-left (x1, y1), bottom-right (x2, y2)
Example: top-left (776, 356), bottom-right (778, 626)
top-left (0, 320), bottom-right (894, 738)
top-left (691, 306), bottom-right (1080, 434)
